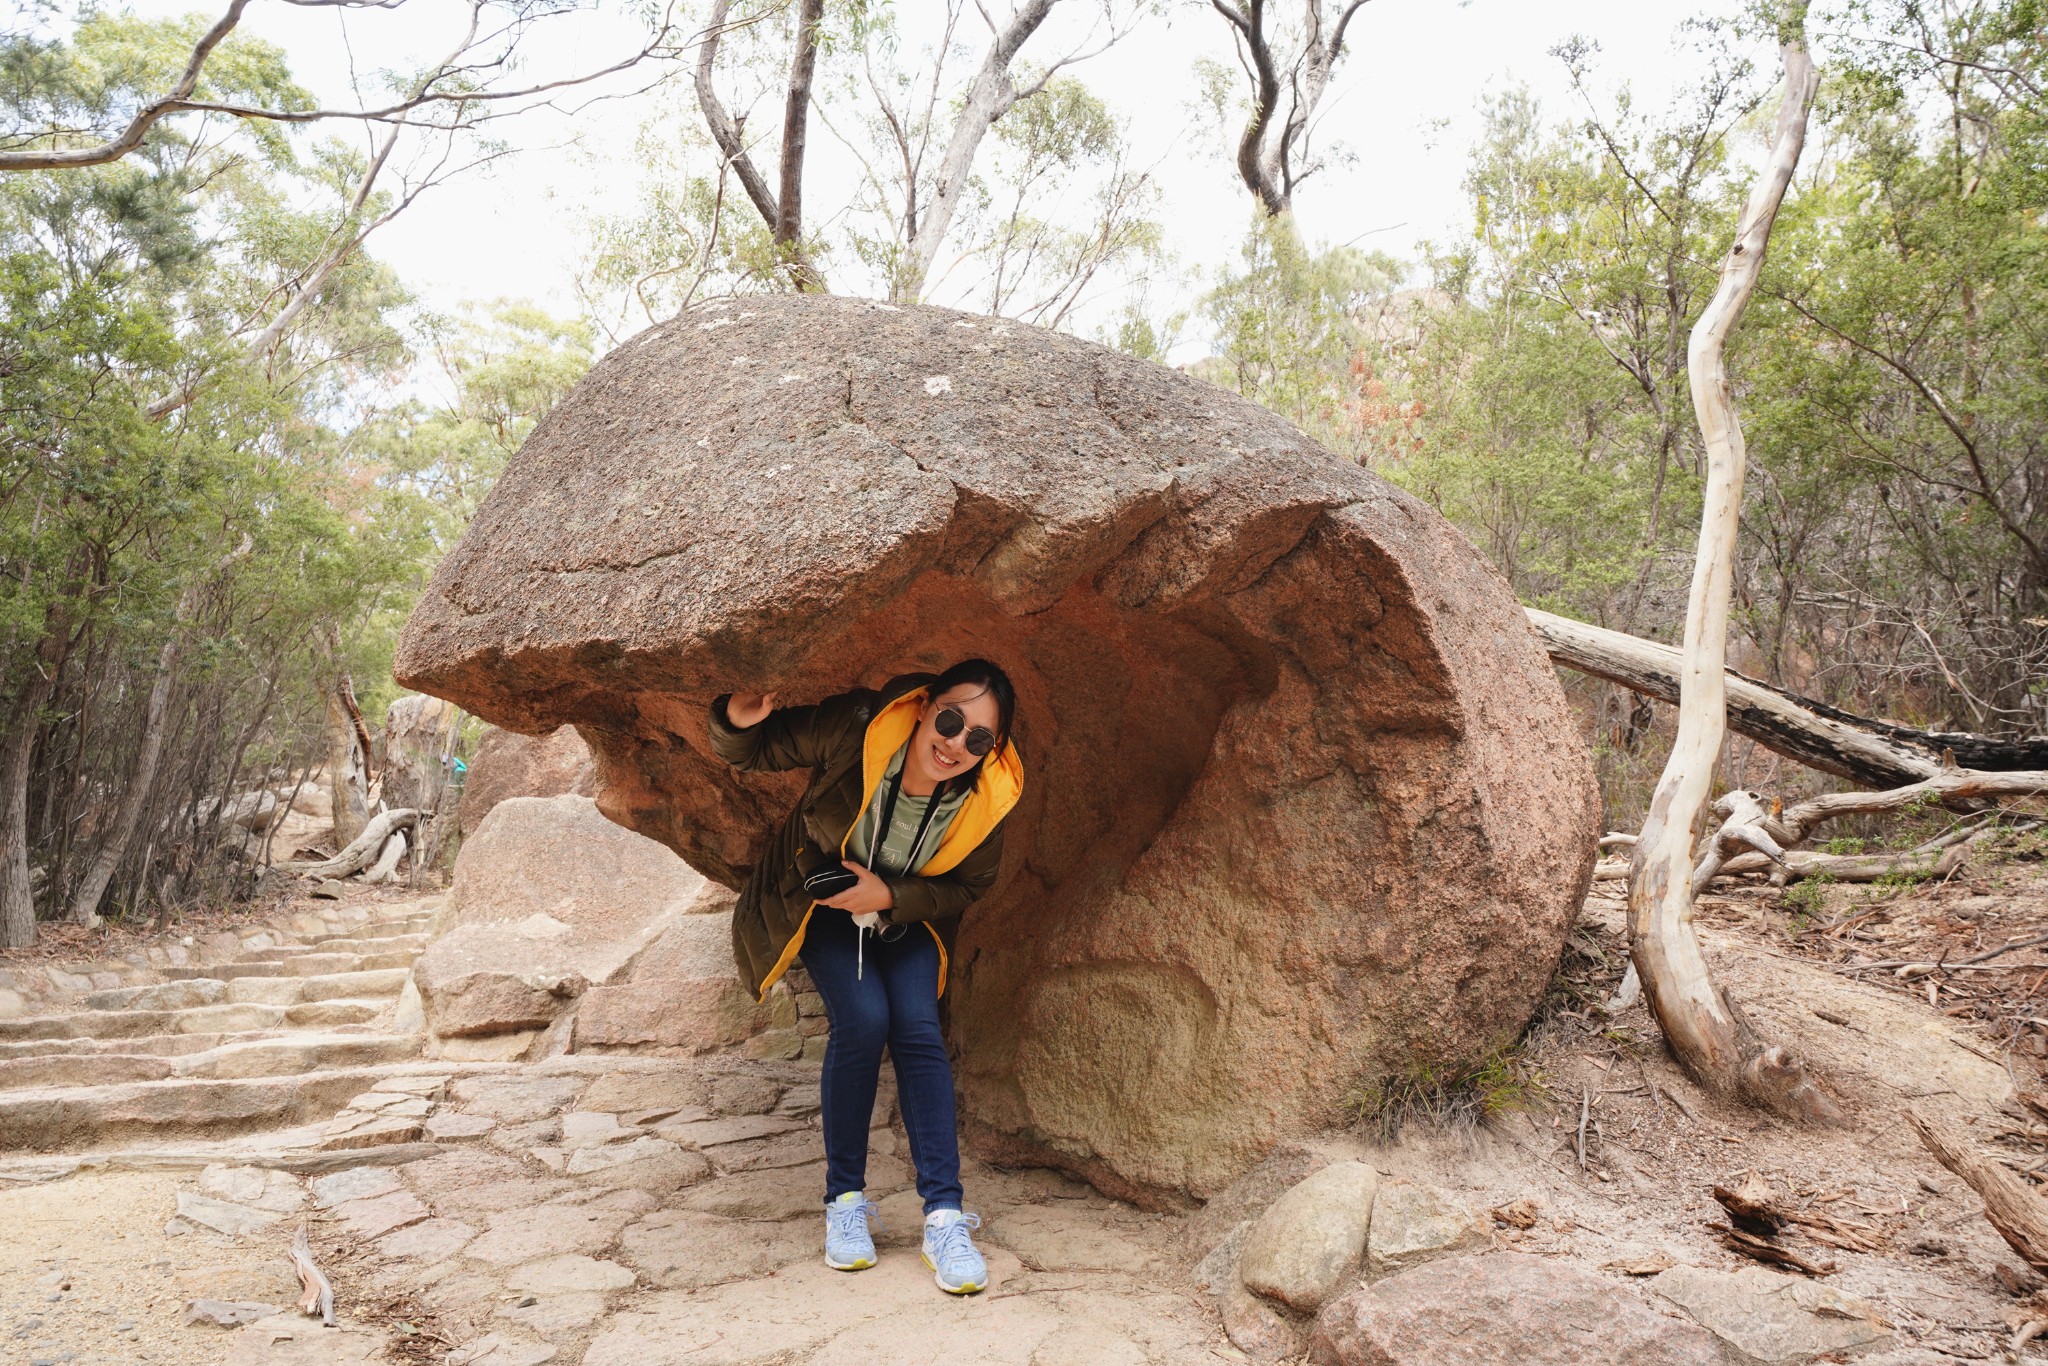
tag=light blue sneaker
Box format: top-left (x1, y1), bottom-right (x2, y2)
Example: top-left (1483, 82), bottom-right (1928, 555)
top-left (922, 1210), bottom-right (987, 1294)
top-left (824, 1191), bottom-right (879, 1271)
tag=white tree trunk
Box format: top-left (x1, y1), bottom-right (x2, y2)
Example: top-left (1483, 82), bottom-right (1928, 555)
top-left (895, 0), bottom-right (1059, 303)
top-left (1627, 5), bottom-right (1834, 1121)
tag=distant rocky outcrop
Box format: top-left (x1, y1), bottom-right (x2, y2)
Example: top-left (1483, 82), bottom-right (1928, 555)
top-left (458, 725), bottom-right (597, 838)
top-left (396, 294), bottom-right (1600, 1203)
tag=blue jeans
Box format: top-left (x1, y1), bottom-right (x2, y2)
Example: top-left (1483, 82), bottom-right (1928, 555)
top-left (798, 907), bottom-right (963, 1214)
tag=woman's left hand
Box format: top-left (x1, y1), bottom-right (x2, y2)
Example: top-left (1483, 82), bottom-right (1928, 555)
top-left (818, 861), bottom-right (896, 916)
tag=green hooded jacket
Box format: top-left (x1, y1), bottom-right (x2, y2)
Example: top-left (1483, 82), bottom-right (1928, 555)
top-left (709, 674), bottom-right (1025, 1002)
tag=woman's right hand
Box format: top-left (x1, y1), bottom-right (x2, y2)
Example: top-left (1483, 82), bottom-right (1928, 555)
top-left (725, 692), bottom-right (777, 729)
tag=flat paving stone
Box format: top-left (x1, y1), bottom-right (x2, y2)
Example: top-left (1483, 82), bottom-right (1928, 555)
top-left (466, 1200), bottom-right (640, 1265)
top-left (334, 1189), bottom-right (431, 1239)
top-left (497, 1290), bottom-right (608, 1334)
top-left (311, 1165), bottom-right (402, 1208)
top-left (377, 1216), bottom-right (478, 1263)
top-left (618, 1210), bottom-right (814, 1290)
top-left (503, 1253), bottom-right (636, 1294)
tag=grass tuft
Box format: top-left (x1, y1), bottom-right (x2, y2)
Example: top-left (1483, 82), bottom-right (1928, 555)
top-left (1346, 1045), bottom-right (1546, 1144)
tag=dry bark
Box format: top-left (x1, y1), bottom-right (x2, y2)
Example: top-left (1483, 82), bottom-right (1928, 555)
top-left (694, 0), bottom-right (829, 291)
top-left (1628, 6), bottom-right (1832, 1122)
top-left (360, 830), bottom-right (408, 885)
top-left (1527, 608), bottom-right (2048, 788)
top-left (1207, 0), bottom-right (1373, 216)
top-left (1911, 1108), bottom-right (2048, 1273)
top-left (287, 808), bottom-right (418, 880)
top-left (895, 0), bottom-right (1062, 303)
top-left (1700, 769), bottom-right (2046, 885)
top-left (324, 673), bottom-right (371, 851)
top-left (290, 1223), bottom-right (335, 1326)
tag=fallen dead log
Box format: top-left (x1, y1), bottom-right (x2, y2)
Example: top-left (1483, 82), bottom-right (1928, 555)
top-left (1910, 1108), bottom-right (2048, 1274)
top-left (284, 808), bottom-right (417, 879)
top-left (1700, 772), bottom-right (2044, 885)
top-left (360, 830), bottom-right (407, 885)
top-left (1527, 608), bottom-right (2048, 789)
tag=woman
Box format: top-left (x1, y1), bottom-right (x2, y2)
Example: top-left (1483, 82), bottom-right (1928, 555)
top-left (708, 659), bottom-right (1022, 1295)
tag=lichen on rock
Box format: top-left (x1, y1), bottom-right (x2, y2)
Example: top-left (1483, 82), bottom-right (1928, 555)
top-left (396, 294), bottom-right (1599, 1204)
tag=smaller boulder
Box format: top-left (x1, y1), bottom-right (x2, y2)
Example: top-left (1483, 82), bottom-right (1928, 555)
top-left (1649, 1264), bottom-right (1891, 1363)
top-left (570, 904), bottom-right (767, 1054)
top-left (413, 796), bottom-right (708, 1044)
top-left (1239, 1160), bottom-right (1379, 1313)
top-left (1364, 1181), bottom-right (1492, 1278)
top-left (1310, 1253), bottom-right (1734, 1365)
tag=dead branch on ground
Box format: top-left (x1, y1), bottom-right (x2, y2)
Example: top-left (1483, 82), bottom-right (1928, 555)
top-left (1911, 1108), bottom-right (2048, 1274)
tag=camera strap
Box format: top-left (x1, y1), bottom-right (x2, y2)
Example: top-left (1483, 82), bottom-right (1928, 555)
top-left (865, 762), bottom-right (948, 878)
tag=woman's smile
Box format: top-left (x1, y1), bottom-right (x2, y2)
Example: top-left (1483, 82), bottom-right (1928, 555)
top-left (930, 743), bottom-right (961, 771)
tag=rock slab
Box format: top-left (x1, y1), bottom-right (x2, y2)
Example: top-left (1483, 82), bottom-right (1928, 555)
top-left (1649, 1264), bottom-right (1891, 1363)
top-left (1310, 1253), bottom-right (1735, 1365)
top-left (460, 724), bottom-right (596, 838)
top-left (1363, 1181), bottom-right (1492, 1278)
top-left (395, 294), bottom-right (1601, 1202)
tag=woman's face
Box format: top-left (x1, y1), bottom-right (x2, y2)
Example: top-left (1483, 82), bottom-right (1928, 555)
top-left (906, 682), bottom-right (1002, 789)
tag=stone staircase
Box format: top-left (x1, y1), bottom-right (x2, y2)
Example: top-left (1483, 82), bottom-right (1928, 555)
top-left (0, 900), bottom-right (446, 1153)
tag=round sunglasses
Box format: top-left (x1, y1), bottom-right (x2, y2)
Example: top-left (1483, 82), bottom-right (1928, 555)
top-left (932, 705), bottom-right (998, 757)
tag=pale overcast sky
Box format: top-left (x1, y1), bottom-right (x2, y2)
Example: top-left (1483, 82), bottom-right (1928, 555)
top-left (119, 0), bottom-right (1755, 352)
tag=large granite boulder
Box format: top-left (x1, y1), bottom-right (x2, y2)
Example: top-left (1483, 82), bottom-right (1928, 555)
top-left (395, 295), bottom-right (1599, 1203)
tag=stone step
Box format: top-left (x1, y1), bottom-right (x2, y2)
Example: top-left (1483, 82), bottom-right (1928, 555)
top-left (0, 1033), bottom-right (419, 1092)
top-left (298, 968), bottom-right (410, 1002)
top-left (0, 985), bottom-right (397, 1043)
top-left (305, 932), bottom-right (429, 955)
top-left (82, 979), bottom-right (233, 1013)
top-left (0, 1002), bottom-right (297, 1042)
top-left (0, 1057), bottom-right (458, 1149)
top-left (0, 1030), bottom-right (286, 1062)
top-left (159, 962), bottom-right (288, 982)
top-left (285, 998), bottom-right (390, 1028)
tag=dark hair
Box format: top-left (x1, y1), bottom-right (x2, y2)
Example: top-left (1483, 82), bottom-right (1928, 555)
top-left (927, 658), bottom-right (1017, 792)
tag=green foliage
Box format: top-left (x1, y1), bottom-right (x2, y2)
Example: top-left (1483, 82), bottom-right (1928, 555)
top-left (0, 13), bottom-right (581, 930)
top-left (961, 75), bottom-right (1168, 328)
top-left (1198, 215), bottom-right (1402, 460)
top-left (1781, 873), bottom-right (1834, 924)
top-left (1824, 836), bottom-right (1868, 855)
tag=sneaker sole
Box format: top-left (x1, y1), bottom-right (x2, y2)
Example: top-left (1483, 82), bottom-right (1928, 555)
top-left (825, 1253), bottom-right (876, 1271)
top-left (922, 1250), bottom-right (985, 1294)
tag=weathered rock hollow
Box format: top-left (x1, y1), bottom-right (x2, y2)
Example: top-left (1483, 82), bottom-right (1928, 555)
top-left (395, 295), bottom-right (1599, 1205)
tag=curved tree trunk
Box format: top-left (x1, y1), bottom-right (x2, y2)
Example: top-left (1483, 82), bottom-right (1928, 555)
top-left (1628, 5), bottom-right (1836, 1122)
top-left (326, 678), bottom-right (371, 851)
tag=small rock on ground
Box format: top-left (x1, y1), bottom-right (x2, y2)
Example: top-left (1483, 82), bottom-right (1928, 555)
top-left (1239, 1160), bottom-right (1380, 1312)
top-left (1363, 1180), bottom-right (1492, 1278)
